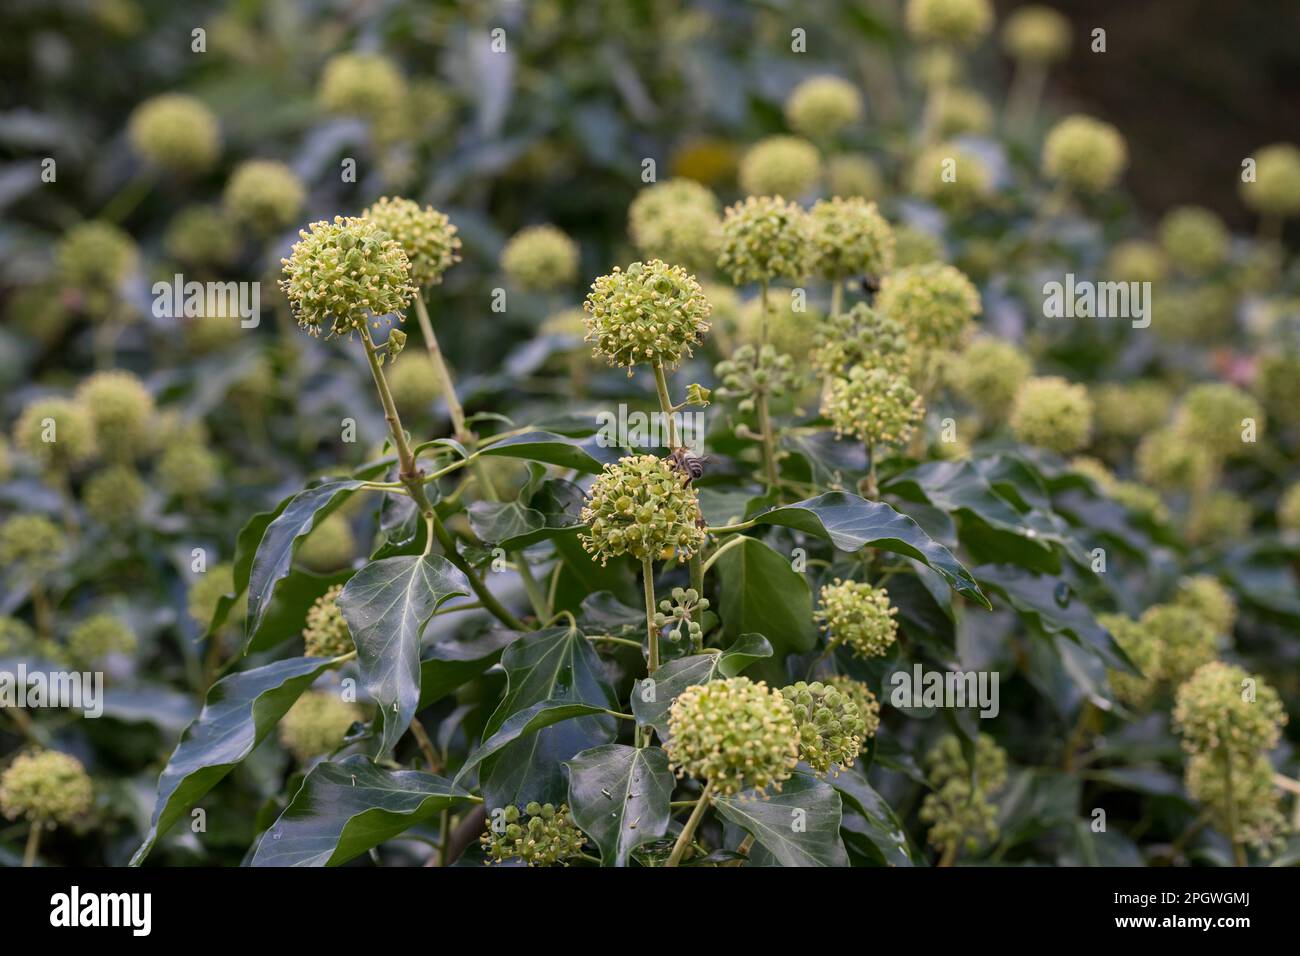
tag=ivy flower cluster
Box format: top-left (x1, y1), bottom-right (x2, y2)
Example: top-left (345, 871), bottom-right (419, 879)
top-left (816, 579), bottom-right (899, 659)
top-left (580, 454), bottom-right (705, 565)
top-left (919, 734), bottom-right (1008, 857)
top-left (781, 681), bottom-right (867, 775)
top-left (583, 260), bottom-right (712, 371)
top-left (480, 803), bottom-right (588, 866)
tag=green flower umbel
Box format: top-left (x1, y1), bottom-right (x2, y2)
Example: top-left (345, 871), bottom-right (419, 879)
top-left (717, 196), bottom-right (812, 285)
top-left (280, 216), bottom-right (414, 338)
top-left (920, 734), bottom-right (1007, 855)
top-left (127, 93), bottom-right (221, 173)
top-left (1042, 115), bottom-right (1128, 194)
top-left (67, 613), bottom-right (136, 664)
top-left (824, 366), bottom-right (925, 450)
top-left (1173, 662), bottom-right (1286, 756)
top-left (223, 160), bottom-right (305, 236)
top-left (1184, 751), bottom-right (1288, 856)
top-left (1174, 383), bottom-right (1263, 460)
top-left (807, 197), bottom-right (895, 281)
top-left (0, 515), bottom-right (66, 579)
top-left (1001, 5), bottom-right (1071, 63)
top-left (1241, 143), bottom-right (1300, 218)
top-left (1158, 206), bottom-right (1230, 276)
top-left (1172, 575), bottom-right (1236, 636)
top-left (0, 750), bottom-right (93, 825)
top-left (480, 803), bottom-right (588, 866)
top-left (816, 579), bottom-right (899, 659)
top-left (904, 0), bottom-right (993, 47)
top-left (75, 371), bottom-right (156, 462)
top-left (825, 675), bottom-right (882, 741)
top-left (278, 690), bottom-right (362, 761)
top-left (580, 455), bottom-right (705, 565)
top-left (875, 263), bottom-right (981, 352)
top-left (781, 681), bottom-right (868, 775)
top-left (947, 337), bottom-right (1032, 422)
top-left (500, 224), bottom-right (580, 292)
top-left (785, 76), bottom-right (863, 141)
top-left (666, 677), bottom-right (800, 797)
top-left (627, 179), bottom-right (722, 273)
top-left (56, 222), bottom-right (138, 299)
top-left (1009, 375), bottom-right (1093, 454)
top-left (738, 136), bottom-right (822, 198)
top-left (14, 397), bottom-right (98, 473)
top-left (303, 584), bottom-right (354, 658)
top-left (1139, 604), bottom-right (1217, 688)
top-left (1098, 613), bottom-right (1162, 710)
top-left (583, 261), bottom-right (711, 371)
top-left (362, 197), bottom-right (461, 287)
top-left (317, 51), bottom-right (406, 118)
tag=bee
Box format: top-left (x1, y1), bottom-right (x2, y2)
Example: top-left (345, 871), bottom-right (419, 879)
top-left (859, 273), bottom-right (882, 299)
top-left (668, 446), bottom-right (707, 485)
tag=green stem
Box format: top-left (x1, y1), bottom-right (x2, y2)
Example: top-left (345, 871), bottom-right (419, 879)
top-left (23, 822), bottom-right (42, 868)
top-left (756, 391), bottom-right (780, 490)
top-left (652, 361), bottom-right (681, 450)
top-left (1221, 745), bottom-right (1247, 867)
top-left (412, 290), bottom-right (470, 443)
top-left (642, 557), bottom-right (659, 675)
top-left (830, 279), bottom-right (843, 318)
top-left (665, 782), bottom-right (714, 867)
top-left (700, 533), bottom-right (746, 576)
top-left (938, 838), bottom-right (959, 868)
top-left (759, 280), bottom-right (770, 347)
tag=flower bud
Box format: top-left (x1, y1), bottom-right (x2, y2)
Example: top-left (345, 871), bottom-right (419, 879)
top-left (128, 93), bottom-right (221, 172)
top-left (738, 136), bottom-right (821, 198)
top-left (278, 690), bottom-right (362, 761)
top-left (303, 584), bottom-right (355, 658)
top-left (816, 579), bottom-right (898, 659)
top-left (500, 224), bottom-right (580, 292)
top-left (0, 750), bottom-right (93, 825)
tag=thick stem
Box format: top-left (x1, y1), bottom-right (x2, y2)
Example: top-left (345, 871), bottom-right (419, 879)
top-left (1221, 745), bottom-right (1247, 867)
top-left (23, 821), bottom-right (43, 868)
top-left (642, 557), bottom-right (659, 675)
top-left (412, 290), bottom-right (471, 443)
top-left (360, 326), bottom-right (418, 480)
top-left (665, 781), bottom-right (714, 867)
top-left (652, 362), bottom-right (681, 450)
top-left (937, 837), bottom-right (959, 868)
top-left (756, 392), bottom-right (780, 490)
top-left (830, 279), bottom-right (843, 318)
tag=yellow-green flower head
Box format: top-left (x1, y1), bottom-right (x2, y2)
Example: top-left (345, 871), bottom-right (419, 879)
top-left (1175, 383), bottom-right (1263, 460)
top-left (296, 513), bottom-right (355, 572)
top-left (500, 224), bottom-right (580, 292)
top-left (1105, 239), bottom-right (1169, 285)
top-left (127, 93), bottom-right (221, 172)
top-left (82, 465), bottom-right (146, 528)
top-left (824, 675), bottom-right (881, 741)
top-left (735, 286), bottom-right (822, 360)
top-left (0, 616), bottom-right (36, 656)
top-left (813, 303), bottom-right (912, 378)
top-left (5, 284), bottom-right (73, 345)
top-left (947, 336), bottom-right (1031, 421)
top-left (808, 197), bottom-right (895, 281)
top-left (56, 221), bottom-right (138, 295)
top-left (817, 579), bottom-right (898, 658)
top-left (1187, 490), bottom-right (1252, 544)
top-left (912, 48), bottom-right (959, 88)
top-left (14, 397), bottom-right (98, 472)
top-left (303, 584), bottom-right (354, 658)
top-left (1173, 575), bottom-right (1236, 636)
top-left (1174, 661), bottom-right (1286, 755)
top-left (1091, 380), bottom-right (1172, 442)
top-left (388, 354), bottom-right (445, 416)
top-left (738, 136), bottom-right (821, 198)
top-left (714, 344), bottom-right (802, 410)
top-left (74, 371), bottom-right (155, 462)
top-left (1042, 115), bottom-right (1128, 194)
top-left (317, 51), bottom-right (406, 118)
top-left (280, 216), bottom-right (414, 337)
top-left (164, 205), bottom-right (239, 268)
top-left (1152, 284), bottom-right (1235, 345)
top-left (1158, 206), bottom-right (1230, 276)
top-left (937, 88), bottom-right (994, 137)
top-left (1255, 352), bottom-right (1300, 429)
top-left (826, 153), bottom-right (884, 200)
top-left (1185, 751), bottom-right (1288, 856)
top-left (627, 178), bottom-right (722, 273)
top-left (580, 454), bottom-right (705, 565)
top-left (223, 160), bottom-right (306, 236)
top-left (717, 195), bottom-right (812, 285)
top-left (666, 676), bottom-right (800, 797)
top-left (1134, 426), bottom-right (1213, 491)
top-left (188, 562), bottom-right (237, 627)
top-left (1001, 5), bottom-right (1071, 62)
top-left (279, 690), bottom-right (362, 761)
top-left (583, 260), bottom-right (711, 371)
top-left (823, 366), bottom-right (925, 449)
top-left (785, 76), bottom-right (863, 141)
top-left (0, 751), bottom-right (93, 825)
top-left (362, 197), bottom-right (461, 288)
top-left (905, 0), bottom-right (994, 47)
top-left (876, 263), bottom-right (981, 351)
top-left (1138, 604), bottom-right (1216, 688)
top-left (1241, 143), bottom-right (1300, 217)
top-left (157, 441), bottom-right (219, 500)
top-left (1279, 482), bottom-right (1300, 533)
top-left (920, 734), bottom-right (1007, 852)
top-left (480, 802), bottom-right (588, 866)
top-left (781, 680), bottom-right (867, 775)
top-left (1098, 613), bottom-right (1162, 709)
top-left (0, 515), bottom-right (65, 578)
top-left (909, 142), bottom-right (993, 212)
top-left (67, 613), bottom-right (136, 663)
top-left (1009, 375), bottom-right (1093, 454)
top-left (892, 225), bottom-right (947, 267)
top-left (1114, 481), bottom-right (1170, 525)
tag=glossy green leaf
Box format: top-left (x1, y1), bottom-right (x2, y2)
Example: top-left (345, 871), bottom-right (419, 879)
top-left (715, 537), bottom-right (817, 672)
top-left (418, 627), bottom-right (519, 708)
top-left (565, 744), bottom-right (674, 867)
top-left (829, 762), bottom-right (918, 866)
top-left (476, 430), bottom-right (615, 473)
top-left (714, 772), bottom-right (849, 867)
top-left (453, 700), bottom-right (612, 788)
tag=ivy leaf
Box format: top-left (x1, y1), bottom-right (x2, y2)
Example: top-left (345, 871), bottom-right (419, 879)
top-left (247, 568), bottom-right (353, 654)
top-left (468, 476), bottom-right (585, 549)
top-left (565, 744), bottom-right (674, 867)
top-left (453, 700), bottom-right (612, 788)
top-left (715, 537), bottom-right (817, 677)
top-left (829, 762), bottom-right (918, 866)
top-left (418, 628), bottom-right (519, 708)
top-left (716, 633), bottom-right (775, 677)
top-left (245, 480), bottom-right (364, 649)
top-left (130, 656), bottom-right (337, 865)
top-left (477, 430), bottom-right (615, 473)
top-left (751, 492), bottom-right (990, 609)
top-left (630, 635), bottom-right (772, 737)
top-left (338, 554), bottom-right (472, 754)
top-left (714, 772), bottom-right (849, 867)
top-left (478, 625), bottom-right (618, 808)
top-left (250, 755), bottom-right (472, 867)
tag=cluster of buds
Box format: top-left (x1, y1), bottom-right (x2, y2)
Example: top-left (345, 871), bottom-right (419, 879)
top-left (717, 196), bottom-right (812, 285)
top-left (500, 224), bottom-right (579, 292)
top-left (738, 136), bottom-right (821, 198)
top-left (362, 197), bottom-right (462, 287)
top-left (224, 160), bottom-right (306, 236)
top-left (56, 221), bottom-right (138, 303)
top-left (785, 76), bottom-right (863, 141)
top-left (1091, 380), bottom-right (1172, 442)
top-left (1099, 612), bottom-right (1163, 710)
top-left (714, 344), bottom-right (801, 413)
top-left (904, 0), bottom-right (993, 48)
top-left (780, 681), bottom-right (867, 775)
top-left (909, 142), bottom-right (993, 212)
top-left (127, 93), bottom-right (221, 173)
top-left (187, 563), bottom-right (239, 627)
top-left (654, 587), bottom-right (709, 647)
top-left (278, 690), bottom-right (361, 761)
top-left (303, 584), bottom-right (354, 658)
top-left (666, 677), bottom-right (799, 797)
top-left (947, 336), bottom-right (1032, 422)
top-left (919, 734), bottom-right (1008, 854)
top-left (1158, 206), bottom-right (1230, 276)
top-left (76, 371), bottom-right (157, 463)
top-left (583, 260), bottom-right (711, 371)
top-left (0, 514), bottom-right (66, 580)
top-left (807, 197), bottom-right (896, 281)
top-left (1008, 375), bottom-right (1094, 454)
top-left (1042, 114), bottom-right (1128, 194)
top-left (1136, 603), bottom-right (1218, 688)
top-left (1172, 575), bottom-right (1237, 636)
top-left (813, 304), bottom-right (912, 377)
top-left (822, 366), bottom-right (924, 450)
top-left (627, 179), bottom-right (722, 273)
top-left (825, 675), bottom-right (881, 741)
top-left (480, 803), bottom-right (587, 866)
top-left (1174, 382), bottom-right (1264, 461)
top-left (580, 454), bottom-right (705, 565)
top-left (875, 263), bottom-right (981, 353)
top-left (0, 750), bottom-right (93, 826)
top-left (67, 614), bottom-right (136, 665)
top-left (816, 579), bottom-right (899, 659)
top-left (1001, 5), bottom-right (1071, 63)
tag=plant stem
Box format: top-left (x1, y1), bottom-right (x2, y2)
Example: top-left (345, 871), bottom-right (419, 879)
top-left (937, 838), bottom-right (959, 868)
top-left (412, 290), bottom-right (470, 443)
top-left (665, 781), bottom-right (714, 867)
top-left (409, 718), bottom-right (441, 772)
top-left (700, 533), bottom-right (746, 576)
top-left (641, 557), bottom-right (659, 674)
top-left (759, 280), bottom-right (770, 347)
top-left (652, 361), bottom-right (680, 450)
top-left (1221, 745), bottom-right (1247, 867)
top-left (23, 822), bottom-right (42, 868)
top-left (830, 280), bottom-right (843, 318)
top-left (756, 391), bottom-right (780, 490)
